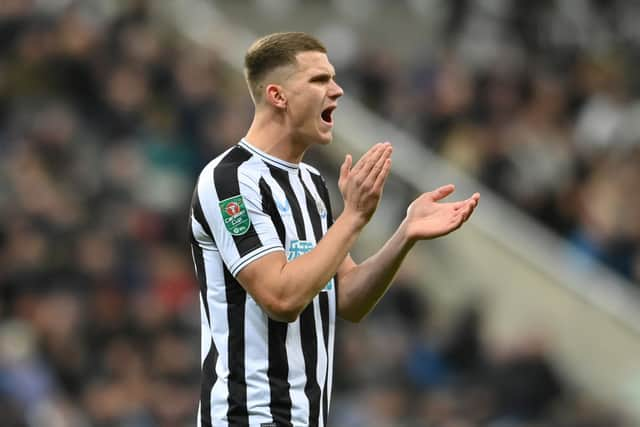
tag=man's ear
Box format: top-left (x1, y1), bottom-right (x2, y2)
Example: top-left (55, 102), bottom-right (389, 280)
top-left (265, 84), bottom-right (287, 110)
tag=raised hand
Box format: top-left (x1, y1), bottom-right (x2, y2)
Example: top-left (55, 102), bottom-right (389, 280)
top-left (404, 184), bottom-right (480, 241)
top-left (338, 142), bottom-right (393, 227)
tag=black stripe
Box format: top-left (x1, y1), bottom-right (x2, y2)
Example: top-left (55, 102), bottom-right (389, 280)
top-left (268, 165), bottom-right (306, 240)
top-left (224, 266), bottom-right (248, 426)
top-left (299, 171), bottom-right (325, 425)
top-left (308, 171), bottom-right (338, 322)
top-left (191, 239), bottom-right (217, 427)
top-left (214, 146), bottom-right (262, 257)
top-left (294, 170), bottom-right (324, 426)
top-left (299, 170), bottom-right (323, 243)
top-left (309, 172), bottom-right (333, 226)
top-left (192, 187), bottom-right (214, 240)
top-left (191, 238), bottom-right (211, 326)
top-left (201, 340), bottom-right (217, 427)
top-left (319, 292), bottom-right (330, 427)
top-left (300, 304), bottom-right (321, 426)
top-left (259, 177), bottom-right (293, 425)
top-left (306, 170), bottom-right (335, 427)
top-left (267, 319), bottom-right (293, 426)
top-left (259, 178), bottom-right (286, 245)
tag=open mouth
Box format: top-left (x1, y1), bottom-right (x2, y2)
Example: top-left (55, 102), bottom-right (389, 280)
top-left (321, 106), bottom-right (336, 125)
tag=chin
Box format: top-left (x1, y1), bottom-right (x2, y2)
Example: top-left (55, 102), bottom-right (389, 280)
top-left (298, 128), bottom-right (333, 146)
top-left (318, 134), bottom-right (333, 145)
top-left (316, 129), bottom-right (334, 145)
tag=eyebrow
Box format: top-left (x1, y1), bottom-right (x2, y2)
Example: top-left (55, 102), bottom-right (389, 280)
top-left (309, 72), bottom-right (335, 82)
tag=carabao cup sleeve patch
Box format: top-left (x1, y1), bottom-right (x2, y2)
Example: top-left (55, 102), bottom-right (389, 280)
top-left (218, 195), bottom-right (251, 236)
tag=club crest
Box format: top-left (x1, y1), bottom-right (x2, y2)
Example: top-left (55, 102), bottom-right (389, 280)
top-left (316, 199), bottom-right (327, 218)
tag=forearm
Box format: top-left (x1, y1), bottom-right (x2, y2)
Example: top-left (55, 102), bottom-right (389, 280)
top-left (338, 219), bottom-right (414, 322)
top-left (282, 211), bottom-right (363, 299)
top-left (240, 210), bottom-right (366, 322)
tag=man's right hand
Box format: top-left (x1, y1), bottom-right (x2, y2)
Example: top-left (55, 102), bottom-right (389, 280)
top-left (338, 142), bottom-right (393, 228)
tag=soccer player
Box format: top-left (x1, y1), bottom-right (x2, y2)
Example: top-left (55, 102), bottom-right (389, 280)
top-left (189, 32), bottom-right (480, 427)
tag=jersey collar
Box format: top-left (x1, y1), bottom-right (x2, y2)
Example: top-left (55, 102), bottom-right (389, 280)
top-left (239, 139), bottom-right (299, 172)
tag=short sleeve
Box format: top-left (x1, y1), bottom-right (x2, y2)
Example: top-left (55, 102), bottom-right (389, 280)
top-left (196, 165), bottom-right (283, 277)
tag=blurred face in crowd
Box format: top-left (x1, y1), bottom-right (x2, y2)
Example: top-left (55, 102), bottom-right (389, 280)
top-left (266, 51), bottom-right (343, 146)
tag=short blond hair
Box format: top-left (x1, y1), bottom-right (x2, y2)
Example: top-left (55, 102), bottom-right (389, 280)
top-left (244, 32), bottom-right (326, 103)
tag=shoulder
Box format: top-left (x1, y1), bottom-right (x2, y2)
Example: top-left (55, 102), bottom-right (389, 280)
top-left (300, 162), bottom-right (324, 178)
top-left (200, 145), bottom-right (268, 185)
top-left (300, 162), bottom-right (328, 191)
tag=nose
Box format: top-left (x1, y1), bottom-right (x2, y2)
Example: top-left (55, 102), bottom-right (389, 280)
top-left (329, 80), bottom-right (344, 100)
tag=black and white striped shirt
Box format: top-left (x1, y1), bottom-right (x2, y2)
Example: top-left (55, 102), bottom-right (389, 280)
top-left (190, 139), bottom-right (337, 427)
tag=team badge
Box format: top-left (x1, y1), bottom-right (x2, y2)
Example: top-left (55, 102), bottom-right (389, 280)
top-left (219, 195), bottom-right (251, 236)
top-left (316, 199), bottom-right (327, 218)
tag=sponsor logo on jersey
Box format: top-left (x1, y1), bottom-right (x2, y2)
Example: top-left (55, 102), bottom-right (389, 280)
top-left (288, 240), bottom-right (333, 291)
top-left (219, 195), bottom-right (251, 236)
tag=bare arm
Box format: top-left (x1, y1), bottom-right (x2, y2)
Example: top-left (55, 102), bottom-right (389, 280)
top-left (236, 143), bottom-right (392, 322)
top-left (337, 184), bottom-right (480, 322)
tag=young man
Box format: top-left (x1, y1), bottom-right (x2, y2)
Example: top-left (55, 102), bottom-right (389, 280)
top-left (190, 32), bottom-right (479, 427)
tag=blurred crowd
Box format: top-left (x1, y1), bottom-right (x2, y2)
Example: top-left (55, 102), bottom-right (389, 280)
top-left (0, 1), bottom-right (245, 425)
top-left (331, 279), bottom-right (626, 427)
top-left (342, 0), bottom-right (640, 284)
top-left (0, 0), bottom-right (634, 426)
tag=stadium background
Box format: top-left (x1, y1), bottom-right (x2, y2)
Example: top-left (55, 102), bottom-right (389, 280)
top-left (2, 0), bottom-right (640, 426)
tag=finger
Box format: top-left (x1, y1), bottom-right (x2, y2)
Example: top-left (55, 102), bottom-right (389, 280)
top-left (339, 154), bottom-right (352, 183)
top-left (461, 205), bottom-right (473, 222)
top-left (465, 200), bottom-right (479, 220)
top-left (373, 158), bottom-right (392, 193)
top-left (456, 199), bottom-right (475, 212)
top-left (351, 143), bottom-right (382, 174)
top-left (449, 212), bottom-right (463, 230)
top-left (365, 145), bottom-right (392, 185)
top-left (452, 200), bottom-right (468, 211)
top-left (451, 192), bottom-right (480, 211)
top-left (462, 199), bottom-right (478, 222)
top-left (430, 184), bottom-right (455, 201)
top-left (352, 148), bottom-right (386, 187)
top-left (465, 193), bottom-right (480, 206)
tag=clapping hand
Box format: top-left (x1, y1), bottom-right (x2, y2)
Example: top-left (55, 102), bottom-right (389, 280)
top-left (404, 184), bottom-right (480, 241)
top-left (338, 142), bottom-right (393, 227)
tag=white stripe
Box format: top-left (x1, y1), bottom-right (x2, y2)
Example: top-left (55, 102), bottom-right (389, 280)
top-left (326, 288), bottom-right (337, 411)
top-left (199, 295), bottom-right (213, 363)
top-left (244, 295), bottom-right (272, 425)
top-left (198, 296), bottom-right (210, 427)
top-left (313, 298), bottom-right (327, 427)
top-left (286, 320), bottom-right (310, 425)
top-left (204, 250), bottom-right (230, 425)
top-left (191, 216), bottom-right (215, 250)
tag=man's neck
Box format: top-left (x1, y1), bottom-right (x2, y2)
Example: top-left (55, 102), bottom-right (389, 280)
top-left (244, 113), bottom-right (308, 164)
